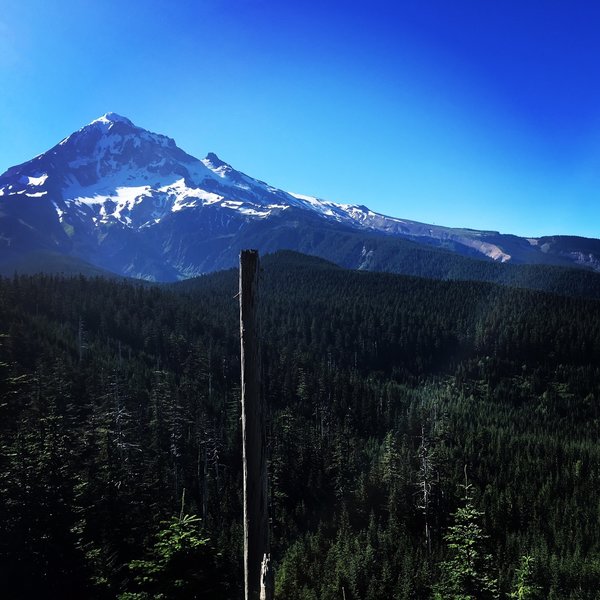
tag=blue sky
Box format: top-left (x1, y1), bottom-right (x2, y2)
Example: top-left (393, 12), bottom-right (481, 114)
top-left (1, 0), bottom-right (600, 237)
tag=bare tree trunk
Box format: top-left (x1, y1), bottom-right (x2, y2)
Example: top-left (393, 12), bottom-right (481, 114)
top-left (418, 424), bottom-right (434, 554)
top-left (240, 250), bottom-right (272, 600)
top-left (260, 553), bottom-right (274, 600)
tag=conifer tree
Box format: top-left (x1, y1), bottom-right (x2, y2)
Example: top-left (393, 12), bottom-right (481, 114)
top-left (509, 555), bottom-right (539, 600)
top-left (434, 482), bottom-right (499, 600)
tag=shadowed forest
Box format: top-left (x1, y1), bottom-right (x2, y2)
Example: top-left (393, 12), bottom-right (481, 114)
top-left (2, 251), bottom-right (600, 599)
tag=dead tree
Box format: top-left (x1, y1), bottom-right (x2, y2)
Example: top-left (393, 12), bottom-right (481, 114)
top-left (417, 423), bottom-right (436, 554)
top-left (240, 250), bottom-right (273, 600)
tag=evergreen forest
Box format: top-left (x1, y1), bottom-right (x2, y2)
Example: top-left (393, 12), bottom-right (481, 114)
top-left (2, 250), bottom-right (600, 599)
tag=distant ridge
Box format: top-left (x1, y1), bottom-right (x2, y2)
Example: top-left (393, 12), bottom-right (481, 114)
top-left (0, 252), bottom-right (122, 278)
top-left (176, 250), bottom-right (600, 302)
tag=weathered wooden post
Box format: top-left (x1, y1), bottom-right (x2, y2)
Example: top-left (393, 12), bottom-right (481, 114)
top-left (239, 250), bottom-right (272, 600)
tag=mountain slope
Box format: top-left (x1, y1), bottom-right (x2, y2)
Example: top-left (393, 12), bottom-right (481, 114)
top-left (0, 251), bottom-right (121, 278)
top-left (1, 113), bottom-right (600, 280)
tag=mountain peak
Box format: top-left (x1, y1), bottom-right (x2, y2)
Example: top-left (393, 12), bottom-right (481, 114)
top-left (90, 113), bottom-right (135, 127)
top-left (203, 152), bottom-right (228, 169)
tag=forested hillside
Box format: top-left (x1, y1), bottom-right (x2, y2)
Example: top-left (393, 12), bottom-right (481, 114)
top-left (1, 251), bottom-right (600, 599)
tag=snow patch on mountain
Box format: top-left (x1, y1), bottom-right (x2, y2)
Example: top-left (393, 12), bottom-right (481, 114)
top-left (25, 174), bottom-right (48, 186)
top-left (67, 174), bottom-right (226, 228)
top-left (92, 113), bottom-right (135, 127)
top-left (289, 192), bottom-right (372, 224)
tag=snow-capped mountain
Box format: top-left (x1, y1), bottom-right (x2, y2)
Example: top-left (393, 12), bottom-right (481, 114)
top-left (1, 113), bottom-right (600, 280)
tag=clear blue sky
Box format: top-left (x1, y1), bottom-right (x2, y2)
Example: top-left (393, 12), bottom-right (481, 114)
top-left (1, 0), bottom-right (600, 237)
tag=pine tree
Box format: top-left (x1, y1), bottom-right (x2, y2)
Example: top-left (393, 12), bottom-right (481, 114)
top-left (509, 555), bottom-right (539, 600)
top-left (434, 482), bottom-right (499, 600)
top-left (118, 511), bottom-right (227, 599)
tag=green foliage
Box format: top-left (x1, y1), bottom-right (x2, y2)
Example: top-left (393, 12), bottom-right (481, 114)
top-left (509, 556), bottom-right (539, 600)
top-left (435, 484), bottom-right (499, 600)
top-left (118, 514), bottom-right (226, 599)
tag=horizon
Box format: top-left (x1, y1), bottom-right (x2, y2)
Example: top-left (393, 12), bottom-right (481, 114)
top-left (2, 0), bottom-right (600, 238)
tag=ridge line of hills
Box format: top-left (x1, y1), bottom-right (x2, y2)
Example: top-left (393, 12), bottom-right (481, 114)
top-left (6, 248), bottom-right (600, 303)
